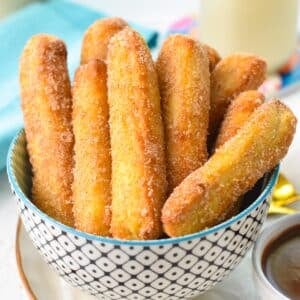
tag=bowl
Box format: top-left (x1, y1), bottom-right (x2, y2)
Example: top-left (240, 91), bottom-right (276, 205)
top-left (252, 213), bottom-right (300, 300)
top-left (7, 129), bottom-right (279, 300)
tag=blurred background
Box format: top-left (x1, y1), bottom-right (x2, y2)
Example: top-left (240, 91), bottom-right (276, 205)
top-left (1, 0), bottom-right (300, 93)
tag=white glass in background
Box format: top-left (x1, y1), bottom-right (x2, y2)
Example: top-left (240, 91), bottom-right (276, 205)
top-left (0, 0), bottom-right (37, 19)
top-left (200, 0), bottom-right (298, 73)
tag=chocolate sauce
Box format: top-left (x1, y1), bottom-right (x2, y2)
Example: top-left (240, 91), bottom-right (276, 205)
top-left (262, 225), bottom-right (300, 299)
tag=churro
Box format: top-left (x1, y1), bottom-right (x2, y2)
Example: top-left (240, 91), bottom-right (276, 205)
top-left (107, 28), bottom-right (167, 240)
top-left (157, 34), bottom-right (210, 191)
top-left (20, 34), bottom-right (74, 226)
top-left (203, 44), bottom-right (221, 72)
top-left (214, 90), bottom-right (265, 149)
top-left (72, 60), bottom-right (111, 236)
top-left (209, 54), bottom-right (266, 140)
top-left (81, 17), bottom-right (128, 64)
top-left (162, 100), bottom-right (296, 237)
top-left (214, 90), bottom-right (264, 218)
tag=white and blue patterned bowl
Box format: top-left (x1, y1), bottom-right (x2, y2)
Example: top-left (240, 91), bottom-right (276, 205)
top-left (7, 130), bottom-right (278, 300)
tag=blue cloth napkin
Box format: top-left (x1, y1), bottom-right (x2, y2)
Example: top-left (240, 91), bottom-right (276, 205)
top-left (0, 0), bottom-right (158, 170)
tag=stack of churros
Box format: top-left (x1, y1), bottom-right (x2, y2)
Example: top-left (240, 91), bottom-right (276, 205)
top-left (19, 17), bottom-right (297, 240)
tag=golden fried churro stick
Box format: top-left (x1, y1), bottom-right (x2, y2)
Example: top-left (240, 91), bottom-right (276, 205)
top-left (81, 17), bottom-right (128, 64)
top-left (214, 90), bottom-right (265, 149)
top-left (215, 90), bottom-right (265, 219)
top-left (162, 100), bottom-right (296, 237)
top-left (209, 54), bottom-right (266, 140)
top-left (107, 28), bottom-right (167, 240)
top-left (20, 34), bottom-right (74, 226)
top-left (72, 60), bottom-right (111, 236)
top-left (202, 44), bottom-right (221, 72)
top-left (157, 35), bottom-right (210, 192)
top-left (215, 90), bottom-right (264, 219)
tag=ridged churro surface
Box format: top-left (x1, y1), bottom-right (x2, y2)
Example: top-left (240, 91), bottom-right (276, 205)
top-left (162, 100), bottom-right (296, 237)
top-left (72, 60), bottom-right (111, 236)
top-left (107, 28), bottom-right (167, 240)
top-left (20, 34), bottom-right (74, 226)
top-left (81, 17), bottom-right (128, 64)
top-left (157, 35), bottom-right (210, 192)
top-left (214, 90), bottom-right (265, 149)
top-left (209, 54), bottom-right (266, 140)
top-left (203, 44), bottom-right (221, 72)
top-left (214, 90), bottom-right (264, 219)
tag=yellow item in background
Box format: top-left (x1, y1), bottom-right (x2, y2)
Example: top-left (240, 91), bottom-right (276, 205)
top-left (201, 0), bottom-right (298, 73)
top-left (0, 0), bottom-right (36, 19)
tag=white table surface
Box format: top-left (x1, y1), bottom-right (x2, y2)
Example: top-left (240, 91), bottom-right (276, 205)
top-left (1, 1), bottom-right (300, 299)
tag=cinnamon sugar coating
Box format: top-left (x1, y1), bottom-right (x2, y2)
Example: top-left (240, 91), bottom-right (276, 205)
top-left (214, 90), bottom-right (265, 149)
top-left (157, 35), bottom-right (210, 192)
top-left (20, 34), bottom-right (74, 226)
top-left (162, 100), bottom-right (296, 237)
top-left (209, 54), bottom-right (266, 142)
top-left (202, 44), bottom-right (221, 72)
top-left (214, 90), bottom-right (265, 219)
top-left (107, 28), bottom-right (167, 240)
top-left (81, 17), bottom-right (128, 64)
top-left (72, 60), bottom-right (111, 236)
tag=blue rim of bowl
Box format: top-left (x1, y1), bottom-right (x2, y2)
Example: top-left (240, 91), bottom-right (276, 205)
top-left (7, 129), bottom-right (279, 246)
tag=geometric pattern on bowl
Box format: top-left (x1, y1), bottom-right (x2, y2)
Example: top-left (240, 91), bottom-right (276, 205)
top-left (7, 130), bottom-right (278, 300)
